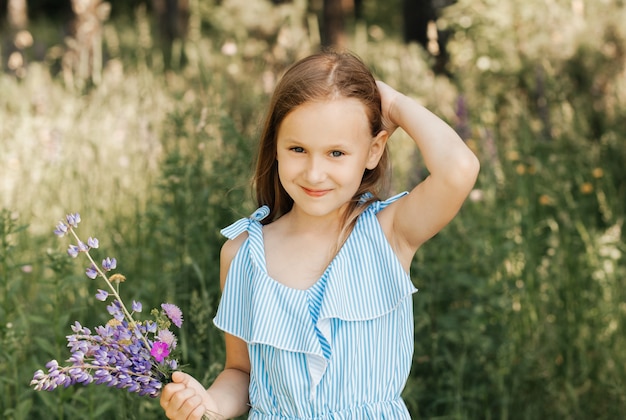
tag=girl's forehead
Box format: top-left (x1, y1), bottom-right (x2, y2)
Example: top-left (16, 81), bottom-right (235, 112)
top-left (301, 97), bottom-right (365, 109)
top-left (284, 98), bottom-right (368, 122)
top-left (277, 99), bottom-right (372, 144)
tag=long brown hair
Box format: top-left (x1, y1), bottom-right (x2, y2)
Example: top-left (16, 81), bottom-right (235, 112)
top-left (253, 50), bottom-right (391, 227)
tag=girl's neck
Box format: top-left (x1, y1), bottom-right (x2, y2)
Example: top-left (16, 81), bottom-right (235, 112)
top-left (281, 207), bottom-right (345, 236)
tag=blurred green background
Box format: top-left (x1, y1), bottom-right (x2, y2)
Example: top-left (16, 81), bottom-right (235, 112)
top-left (1, 0), bottom-right (625, 418)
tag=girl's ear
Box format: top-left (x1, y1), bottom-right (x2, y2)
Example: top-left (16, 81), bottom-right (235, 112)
top-left (366, 130), bottom-right (389, 170)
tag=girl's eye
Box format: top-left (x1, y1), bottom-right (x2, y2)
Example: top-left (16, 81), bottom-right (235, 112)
top-left (290, 147), bottom-right (305, 153)
top-left (330, 151), bottom-right (344, 157)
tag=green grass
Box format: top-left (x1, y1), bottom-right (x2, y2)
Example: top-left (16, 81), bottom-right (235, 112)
top-left (1, 0), bottom-right (625, 418)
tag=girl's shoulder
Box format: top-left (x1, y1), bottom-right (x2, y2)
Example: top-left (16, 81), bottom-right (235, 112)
top-left (219, 232), bottom-right (248, 290)
top-left (219, 205), bottom-right (270, 289)
top-left (221, 231), bottom-right (248, 264)
top-left (372, 191), bottom-right (412, 272)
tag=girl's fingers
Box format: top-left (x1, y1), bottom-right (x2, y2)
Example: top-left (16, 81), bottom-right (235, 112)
top-left (172, 371), bottom-right (210, 395)
top-left (376, 81), bottom-right (401, 134)
top-left (171, 370), bottom-right (187, 383)
top-left (161, 382), bottom-right (186, 405)
top-left (190, 403), bottom-right (210, 420)
top-left (163, 388), bottom-right (202, 419)
top-left (161, 373), bottom-right (214, 419)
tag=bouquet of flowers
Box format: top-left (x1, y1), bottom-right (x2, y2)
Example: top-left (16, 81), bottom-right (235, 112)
top-left (31, 212), bottom-right (183, 398)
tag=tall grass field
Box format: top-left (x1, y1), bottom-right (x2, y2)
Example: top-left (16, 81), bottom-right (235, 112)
top-left (1, 0), bottom-right (625, 418)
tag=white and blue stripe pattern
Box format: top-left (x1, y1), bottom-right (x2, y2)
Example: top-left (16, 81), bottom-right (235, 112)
top-left (214, 192), bottom-right (418, 419)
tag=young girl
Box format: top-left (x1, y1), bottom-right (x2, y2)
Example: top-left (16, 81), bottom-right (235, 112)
top-left (160, 51), bottom-right (480, 419)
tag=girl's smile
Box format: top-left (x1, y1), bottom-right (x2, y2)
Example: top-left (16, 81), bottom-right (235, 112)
top-left (302, 187), bottom-right (331, 197)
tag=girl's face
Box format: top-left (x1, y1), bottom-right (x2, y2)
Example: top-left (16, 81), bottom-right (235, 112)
top-left (276, 98), bottom-right (387, 220)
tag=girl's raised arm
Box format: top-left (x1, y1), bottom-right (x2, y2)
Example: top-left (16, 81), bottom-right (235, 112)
top-left (376, 81), bottom-right (480, 268)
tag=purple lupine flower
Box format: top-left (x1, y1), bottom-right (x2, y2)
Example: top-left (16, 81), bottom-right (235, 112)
top-left (150, 342), bottom-right (170, 362)
top-left (86, 265), bottom-right (98, 279)
top-left (102, 257), bottom-right (117, 271)
top-left (145, 320), bottom-right (157, 334)
top-left (87, 237), bottom-right (99, 248)
top-left (106, 300), bottom-right (124, 321)
top-left (455, 94), bottom-right (471, 141)
top-left (78, 241), bottom-right (89, 252)
top-left (67, 351), bottom-right (85, 364)
top-left (161, 303), bottom-right (183, 328)
top-left (132, 301), bottom-right (142, 312)
top-left (32, 370), bottom-right (45, 381)
top-left (70, 321), bottom-right (90, 335)
top-left (46, 359), bottom-right (59, 371)
top-left (94, 325), bottom-right (113, 340)
top-left (95, 289), bottom-right (109, 301)
top-left (54, 222), bottom-right (68, 237)
top-left (65, 213), bottom-right (81, 228)
top-left (67, 244), bottom-right (80, 258)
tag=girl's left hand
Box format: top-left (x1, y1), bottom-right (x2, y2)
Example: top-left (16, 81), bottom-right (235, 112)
top-left (376, 81), bottom-right (404, 137)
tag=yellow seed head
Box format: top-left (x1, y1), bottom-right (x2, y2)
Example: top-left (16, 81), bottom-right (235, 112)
top-left (110, 273), bottom-right (126, 283)
top-left (580, 182), bottom-right (593, 194)
top-left (539, 194), bottom-right (552, 206)
top-left (506, 150), bottom-right (520, 161)
top-left (107, 318), bottom-right (122, 327)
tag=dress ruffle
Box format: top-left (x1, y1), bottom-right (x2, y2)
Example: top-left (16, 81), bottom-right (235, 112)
top-left (214, 192), bottom-right (417, 397)
top-left (317, 193), bottom-right (414, 323)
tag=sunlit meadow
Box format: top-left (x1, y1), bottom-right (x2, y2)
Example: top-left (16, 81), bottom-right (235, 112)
top-left (1, 0), bottom-right (625, 418)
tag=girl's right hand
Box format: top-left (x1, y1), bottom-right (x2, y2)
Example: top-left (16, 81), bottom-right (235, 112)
top-left (161, 371), bottom-right (221, 420)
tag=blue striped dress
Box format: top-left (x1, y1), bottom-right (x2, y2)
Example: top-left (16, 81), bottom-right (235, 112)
top-left (214, 192), bottom-right (418, 419)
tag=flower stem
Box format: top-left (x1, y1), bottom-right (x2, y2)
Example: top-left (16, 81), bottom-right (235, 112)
top-left (69, 228), bottom-right (152, 351)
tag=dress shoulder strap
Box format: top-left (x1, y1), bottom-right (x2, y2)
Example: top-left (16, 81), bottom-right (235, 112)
top-left (220, 206), bottom-right (270, 239)
top-left (368, 191), bottom-right (409, 214)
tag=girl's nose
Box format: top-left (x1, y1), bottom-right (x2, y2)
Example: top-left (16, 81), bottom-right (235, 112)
top-left (304, 155), bottom-right (326, 183)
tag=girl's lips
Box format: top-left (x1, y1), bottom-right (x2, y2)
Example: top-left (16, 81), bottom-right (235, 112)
top-left (302, 187), bottom-right (330, 197)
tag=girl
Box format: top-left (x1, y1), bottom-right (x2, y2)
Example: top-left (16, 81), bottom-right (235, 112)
top-left (160, 51), bottom-right (480, 419)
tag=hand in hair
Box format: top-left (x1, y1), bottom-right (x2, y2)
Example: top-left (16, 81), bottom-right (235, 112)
top-left (376, 81), bottom-right (404, 138)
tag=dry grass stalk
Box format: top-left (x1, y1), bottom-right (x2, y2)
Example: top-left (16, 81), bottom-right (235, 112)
top-left (63, 0), bottom-right (111, 89)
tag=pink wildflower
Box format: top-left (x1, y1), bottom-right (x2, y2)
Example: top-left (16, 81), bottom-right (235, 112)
top-left (161, 303), bottom-right (183, 328)
top-left (150, 341), bottom-right (170, 362)
top-left (157, 329), bottom-right (177, 349)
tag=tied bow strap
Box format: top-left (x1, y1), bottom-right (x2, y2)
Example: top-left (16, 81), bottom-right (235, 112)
top-left (220, 206), bottom-right (270, 239)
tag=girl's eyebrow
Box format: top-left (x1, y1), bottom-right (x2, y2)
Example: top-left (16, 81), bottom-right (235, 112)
top-left (276, 138), bottom-right (302, 145)
top-left (326, 143), bottom-right (351, 150)
top-left (278, 135), bottom-right (356, 150)
top-left (285, 142), bottom-right (353, 151)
